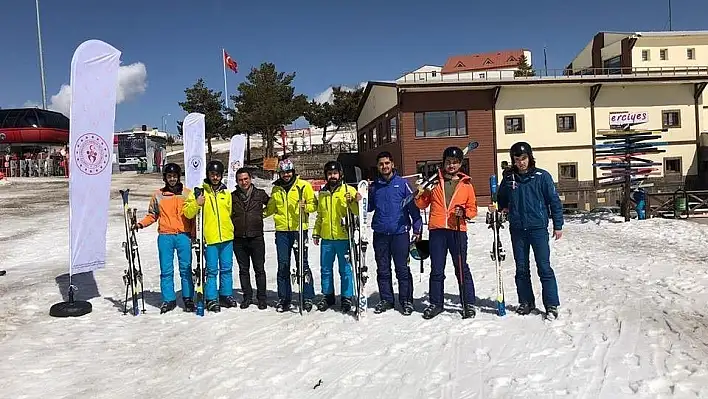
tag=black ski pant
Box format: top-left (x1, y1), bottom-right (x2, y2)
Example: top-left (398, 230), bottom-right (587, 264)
top-left (233, 235), bottom-right (267, 302)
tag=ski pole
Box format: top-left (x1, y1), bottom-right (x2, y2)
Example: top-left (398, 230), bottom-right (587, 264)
top-left (454, 206), bottom-right (468, 317)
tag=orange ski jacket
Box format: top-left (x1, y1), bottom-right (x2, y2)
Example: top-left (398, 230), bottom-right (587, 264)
top-left (414, 171), bottom-right (477, 231)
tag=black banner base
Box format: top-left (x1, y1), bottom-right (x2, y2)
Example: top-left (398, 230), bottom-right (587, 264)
top-left (50, 300), bottom-right (92, 318)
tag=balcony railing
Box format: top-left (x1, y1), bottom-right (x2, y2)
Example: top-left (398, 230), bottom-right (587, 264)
top-left (397, 66), bottom-right (708, 84)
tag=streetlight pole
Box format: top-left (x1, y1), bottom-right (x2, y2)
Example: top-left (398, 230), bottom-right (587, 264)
top-left (161, 113), bottom-right (171, 132)
top-left (35, 0), bottom-right (48, 109)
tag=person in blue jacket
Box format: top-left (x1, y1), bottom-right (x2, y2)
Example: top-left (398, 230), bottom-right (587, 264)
top-left (489, 142), bottom-right (564, 320)
top-left (368, 151), bottom-right (423, 316)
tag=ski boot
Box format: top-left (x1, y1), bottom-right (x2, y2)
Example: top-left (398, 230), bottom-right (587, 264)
top-left (160, 300), bottom-right (177, 314)
top-left (183, 298), bottom-right (195, 313)
top-left (374, 300), bottom-right (394, 314)
top-left (303, 299), bottom-right (313, 312)
top-left (240, 298), bottom-right (252, 309)
top-left (422, 304), bottom-right (443, 320)
top-left (516, 303), bottom-right (536, 316)
top-left (206, 300), bottom-right (221, 313)
top-left (257, 299), bottom-right (267, 310)
top-left (461, 304), bottom-right (476, 319)
top-left (219, 295), bottom-right (238, 308)
top-left (544, 306), bottom-right (559, 320)
top-left (275, 299), bottom-right (291, 313)
top-left (341, 297), bottom-right (353, 313)
top-left (401, 301), bottom-right (414, 316)
top-left (317, 294), bottom-right (335, 312)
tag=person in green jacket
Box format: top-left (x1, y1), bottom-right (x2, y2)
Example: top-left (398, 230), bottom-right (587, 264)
top-left (312, 161), bottom-right (361, 312)
top-left (264, 158), bottom-right (317, 312)
top-left (183, 160), bottom-right (236, 312)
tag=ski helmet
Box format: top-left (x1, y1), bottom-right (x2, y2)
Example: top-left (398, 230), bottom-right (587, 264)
top-left (278, 159), bottom-right (295, 173)
top-left (206, 160), bottom-right (225, 175)
top-left (442, 146), bottom-right (464, 161)
top-left (163, 163), bottom-right (181, 177)
top-left (509, 142), bottom-right (533, 159)
top-left (323, 161), bottom-right (342, 175)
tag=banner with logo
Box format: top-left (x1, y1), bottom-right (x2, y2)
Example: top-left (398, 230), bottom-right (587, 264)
top-left (69, 40), bottom-right (121, 275)
top-left (226, 134), bottom-right (246, 191)
top-left (183, 113), bottom-right (206, 190)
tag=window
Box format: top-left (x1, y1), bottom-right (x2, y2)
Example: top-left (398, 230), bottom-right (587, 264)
top-left (664, 157), bottom-right (682, 174)
top-left (662, 110), bottom-right (681, 128)
top-left (479, 73), bottom-right (486, 79)
top-left (414, 111), bottom-right (467, 137)
top-left (504, 115), bottom-right (525, 134)
top-left (389, 117), bottom-right (398, 142)
top-left (641, 49), bottom-right (650, 61)
top-left (556, 114), bottom-right (576, 132)
top-left (687, 48), bottom-right (695, 60)
top-left (558, 163), bottom-right (578, 180)
top-left (371, 126), bottom-right (377, 148)
top-left (660, 49), bottom-right (668, 60)
top-left (416, 159), bottom-right (470, 178)
top-left (603, 56), bottom-right (622, 74)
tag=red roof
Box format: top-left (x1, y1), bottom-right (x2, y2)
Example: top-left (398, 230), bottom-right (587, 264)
top-left (441, 49), bottom-right (527, 74)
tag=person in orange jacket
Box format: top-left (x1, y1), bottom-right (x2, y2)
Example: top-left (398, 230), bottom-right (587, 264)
top-left (415, 146), bottom-right (478, 320)
top-left (133, 163), bottom-right (194, 314)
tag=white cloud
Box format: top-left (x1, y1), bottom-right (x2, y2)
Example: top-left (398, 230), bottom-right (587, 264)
top-left (41, 62), bottom-right (148, 116)
top-left (313, 82), bottom-right (366, 104)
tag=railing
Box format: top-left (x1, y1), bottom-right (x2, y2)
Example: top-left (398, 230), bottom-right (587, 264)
top-left (647, 189), bottom-right (708, 218)
top-left (286, 141), bottom-right (358, 155)
top-left (396, 66), bottom-right (708, 84)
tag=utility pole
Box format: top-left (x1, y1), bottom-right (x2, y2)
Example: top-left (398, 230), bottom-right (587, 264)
top-left (35, 0), bottom-right (48, 109)
top-left (668, 0), bottom-right (672, 31)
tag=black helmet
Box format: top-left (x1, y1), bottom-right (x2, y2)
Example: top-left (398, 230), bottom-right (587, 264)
top-left (163, 163), bottom-right (181, 176)
top-left (206, 160), bottom-right (225, 175)
top-left (510, 142), bottom-right (533, 158)
top-left (442, 146), bottom-right (464, 161)
top-left (323, 161), bottom-right (342, 174)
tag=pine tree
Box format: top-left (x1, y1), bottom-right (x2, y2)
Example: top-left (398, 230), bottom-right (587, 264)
top-left (514, 55), bottom-right (536, 77)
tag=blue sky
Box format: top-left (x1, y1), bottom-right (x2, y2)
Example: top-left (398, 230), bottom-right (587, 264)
top-left (1, 0), bottom-right (706, 132)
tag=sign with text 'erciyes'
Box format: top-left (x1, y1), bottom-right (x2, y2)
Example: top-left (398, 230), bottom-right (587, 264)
top-left (609, 111), bottom-right (648, 127)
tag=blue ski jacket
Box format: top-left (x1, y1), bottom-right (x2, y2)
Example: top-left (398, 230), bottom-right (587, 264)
top-left (368, 171), bottom-right (423, 235)
top-left (498, 167), bottom-right (564, 231)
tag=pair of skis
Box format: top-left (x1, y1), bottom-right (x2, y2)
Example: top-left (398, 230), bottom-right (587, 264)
top-left (291, 185), bottom-right (308, 315)
top-left (343, 181), bottom-right (370, 321)
top-left (119, 189), bottom-right (146, 316)
top-left (487, 175), bottom-right (506, 317)
top-left (192, 187), bottom-right (206, 316)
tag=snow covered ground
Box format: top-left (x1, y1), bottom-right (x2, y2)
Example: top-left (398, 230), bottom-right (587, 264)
top-left (1, 174), bottom-right (708, 398)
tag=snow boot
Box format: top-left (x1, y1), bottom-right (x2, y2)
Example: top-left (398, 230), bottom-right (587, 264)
top-left (206, 300), bottom-right (221, 313)
top-left (219, 295), bottom-right (237, 308)
top-left (544, 306), bottom-right (559, 320)
top-left (240, 298), bottom-right (252, 309)
top-left (275, 299), bottom-right (291, 313)
top-left (317, 294), bottom-right (335, 312)
top-left (516, 303), bottom-right (535, 315)
top-left (303, 299), bottom-right (313, 312)
top-left (341, 297), bottom-right (353, 313)
top-left (423, 304), bottom-right (443, 320)
top-left (183, 298), bottom-right (195, 312)
top-left (160, 300), bottom-right (177, 314)
top-left (257, 299), bottom-right (267, 310)
top-left (401, 301), bottom-right (414, 316)
top-left (374, 300), bottom-right (394, 314)
top-left (461, 304), bottom-right (476, 319)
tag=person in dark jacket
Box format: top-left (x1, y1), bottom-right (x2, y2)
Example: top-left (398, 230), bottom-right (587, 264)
top-left (368, 152), bottom-right (423, 316)
top-left (490, 142), bottom-right (564, 320)
top-left (231, 168), bottom-right (270, 310)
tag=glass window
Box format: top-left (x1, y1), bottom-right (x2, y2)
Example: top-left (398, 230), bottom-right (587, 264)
top-left (414, 111), bottom-right (467, 137)
top-left (389, 117), bottom-right (398, 142)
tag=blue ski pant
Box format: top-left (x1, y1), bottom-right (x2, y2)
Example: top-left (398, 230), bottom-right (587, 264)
top-left (205, 241), bottom-right (234, 301)
top-left (275, 231), bottom-right (315, 303)
top-left (373, 232), bottom-right (412, 305)
top-left (510, 228), bottom-right (560, 308)
top-left (157, 233), bottom-right (193, 303)
top-left (428, 229), bottom-right (476, 307)
top-left (320, 239), bottom-right (354, 298)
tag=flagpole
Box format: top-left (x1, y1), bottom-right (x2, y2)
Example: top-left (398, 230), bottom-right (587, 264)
top-left (222, 48), bottom-right (229, 113)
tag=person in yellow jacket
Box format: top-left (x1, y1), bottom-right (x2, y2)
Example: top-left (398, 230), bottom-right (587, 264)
top-left (183, 160), bottom-right (235, 313)
top-left (264, 158), bottom-right (317, 312)
top-left (312, 161), bottom-right (361, 312)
